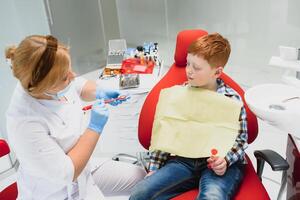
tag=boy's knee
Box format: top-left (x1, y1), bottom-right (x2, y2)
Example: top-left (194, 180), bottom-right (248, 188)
top-left (198, 184), bottom-right (228, 200)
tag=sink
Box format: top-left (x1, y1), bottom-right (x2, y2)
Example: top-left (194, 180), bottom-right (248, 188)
top-left (245, 84), bottom-right (300, 135)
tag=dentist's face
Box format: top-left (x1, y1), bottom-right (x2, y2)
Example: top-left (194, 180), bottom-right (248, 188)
top-left (47, 67), bottom-right (76, 94)
top-left (186, 53), bottom-right (222, 88)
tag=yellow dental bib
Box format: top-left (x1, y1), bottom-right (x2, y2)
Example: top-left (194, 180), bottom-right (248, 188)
top-left (150, 85), bottom-right (243, 158)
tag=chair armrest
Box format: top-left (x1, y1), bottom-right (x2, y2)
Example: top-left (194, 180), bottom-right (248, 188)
top-left (254, 150), bottom-right (289, 180)
top-left (112, 153), bottom-right (138, 164)
top-left (112, 152), bottom-right (150, 172)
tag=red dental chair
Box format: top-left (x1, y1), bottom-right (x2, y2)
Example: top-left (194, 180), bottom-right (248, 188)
top-left (137, 29), bottom-right (289, 199)
top-left (0, 139), bottom-right (18, 200)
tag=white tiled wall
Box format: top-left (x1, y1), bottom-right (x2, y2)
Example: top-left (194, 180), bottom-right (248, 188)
top-left (0, 0), bottom-right (49, 140)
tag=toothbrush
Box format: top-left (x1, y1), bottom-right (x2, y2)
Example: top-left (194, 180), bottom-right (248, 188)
top-left (82, 95), bottom-right (127, 111)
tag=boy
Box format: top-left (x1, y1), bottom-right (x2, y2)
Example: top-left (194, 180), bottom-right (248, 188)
top-left (130, 33), bottom-right (248, 200)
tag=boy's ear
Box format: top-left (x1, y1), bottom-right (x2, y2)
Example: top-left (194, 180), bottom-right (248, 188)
top-left (215, 66), bottom-right (223, 77)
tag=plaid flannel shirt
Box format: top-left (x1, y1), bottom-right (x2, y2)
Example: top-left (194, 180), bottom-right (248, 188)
top-left (148, 78), bottom-right (248, 171)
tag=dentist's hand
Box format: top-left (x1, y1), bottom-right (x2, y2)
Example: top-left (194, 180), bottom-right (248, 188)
top-left (96, 88), bottom-right (129, 106)
top-left (87, 100), bottom-right (109, 134)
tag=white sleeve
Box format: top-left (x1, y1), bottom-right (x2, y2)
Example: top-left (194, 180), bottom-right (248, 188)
top-left (12, 120), bottom-right (74, 185)
top-left (74, 77), bottom-right (88, 96)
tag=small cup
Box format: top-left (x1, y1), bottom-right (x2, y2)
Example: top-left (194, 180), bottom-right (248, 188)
top-left (279, 46), bottom-right (298, 61)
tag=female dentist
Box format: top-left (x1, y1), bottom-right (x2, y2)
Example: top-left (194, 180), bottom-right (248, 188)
top-left (5, 35), bottom-right (146, 200)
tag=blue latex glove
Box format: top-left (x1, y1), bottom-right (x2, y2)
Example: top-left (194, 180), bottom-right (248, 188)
top-left (87, 100), bottom-right (109, 134)
top-left (96, 88), bottom-right (129, 106)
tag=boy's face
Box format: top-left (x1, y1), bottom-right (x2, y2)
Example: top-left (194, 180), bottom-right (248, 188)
top-left (186, 53), bottom-right (223, 89)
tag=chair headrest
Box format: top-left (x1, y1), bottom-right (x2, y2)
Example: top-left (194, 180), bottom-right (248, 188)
top-left (174, 29), bottom-right (208, 67)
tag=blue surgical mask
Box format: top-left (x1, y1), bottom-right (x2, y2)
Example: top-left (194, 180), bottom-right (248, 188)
top-left (44, 81), bottom-right (73, 100)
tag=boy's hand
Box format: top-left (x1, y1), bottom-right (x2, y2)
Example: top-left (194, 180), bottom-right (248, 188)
top-left (207, 156), bottom-right (227, 176)
top-left (145, 170), bottom-right (156, 178)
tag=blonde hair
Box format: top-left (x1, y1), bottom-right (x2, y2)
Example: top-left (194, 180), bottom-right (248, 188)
top-left (188, 33), bottom-right (231, 68)
top-left (5, 35), bottom-right (70, 97)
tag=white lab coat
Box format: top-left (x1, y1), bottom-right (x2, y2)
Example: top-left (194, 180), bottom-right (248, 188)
top-left (6, 77), bottom-right (105, 200)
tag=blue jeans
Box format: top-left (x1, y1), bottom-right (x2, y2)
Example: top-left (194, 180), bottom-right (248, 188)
top-left (129, 156), bottom-right (244, 200)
